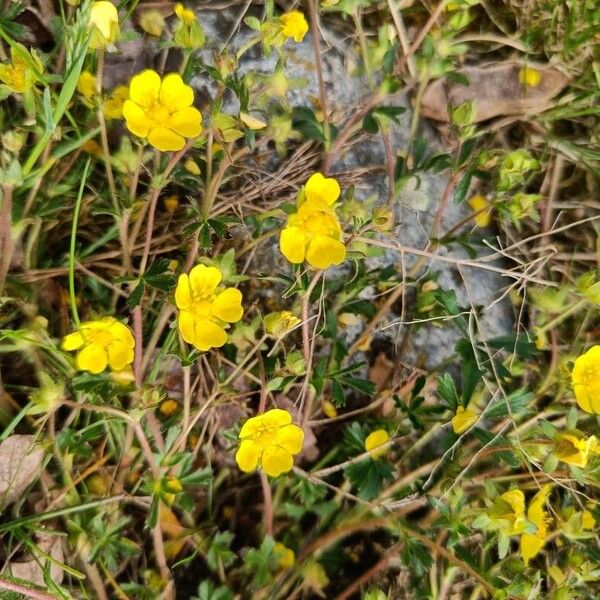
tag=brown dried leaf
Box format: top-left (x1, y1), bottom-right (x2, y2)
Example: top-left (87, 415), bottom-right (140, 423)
top-left (8, 532), bottom-right (64, 586)
top-left (0, 435), bottom-right (45, 507)
top-left (421, 61), bottom-right (569, 123)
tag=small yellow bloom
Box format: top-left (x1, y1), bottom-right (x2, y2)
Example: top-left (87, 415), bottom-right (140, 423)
top-left (0, 44), bottom-right (43, 93)
top-left (184, 158), bottom-right (201, 175)
top-left (264, 310), bottom-right (301, 337)
top-left (235, 408), bottom-right (304, 477)
top-left (451, 406), bottom-right (478, 434)
top-left (520, 485), bottom-right (551, 565)
top-left (365, 429), bottom-right (390, 458)
top-left (488, 489), bottom-right (527, 536)
top-left (174, 3), bottom-right (196, 25)
top-left (274, 542), bottom-right (295, 569)
top-left (139, 9), bottom-right (166, 37)
top-left (61, 317), bottom-right (135, 374)
top-left (175, 264), bottom-right (243, 352)
top-left (123, 70), bottom-right (203, 152)
top-left (279, 11), bottom-right (309, 43)
top-left (159, 399), bottom-right (179, 417)
top-left (469, 194), bottom-right (492, 227)
top-left (77, 71), bottom-right (97, 101)
top-left (519, 66), bottom-right (541, 87)
top-left (102, 85), bottom-right (128, 119)
top-left (89, 1), bottom-right (120, 50)
top-left (279, 173), bottom-right (346, 270)
top-left (554, 432), bottom-right (598, 468)
top-left (572, 345), bottom-right (600, 414)
top-left (582, 509), bottom-right (596, 530)
top-left (163, 194), bottom-right (179, 214)
top-left (321, 399), bottom-right (337, 418)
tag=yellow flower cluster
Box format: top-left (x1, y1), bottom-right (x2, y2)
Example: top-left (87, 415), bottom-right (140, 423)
top-left (235, 408), bottom-right (304, 477)
top-left (279, 173), bottom-right (346, 270)
top-left (61, 317), bottom-right (135, 374)
top-left (572, 345), bottom-right (600, 414)
top-left (174, 264), bottom-right (243, 352)
top-left (486, 486), bottom-right (551, 564)
top-left (123, 70), bottom-right (202, 151)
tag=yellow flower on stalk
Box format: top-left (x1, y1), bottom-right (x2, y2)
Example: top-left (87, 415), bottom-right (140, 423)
top-left (77, 71), bottom-right (97, 102)
top-left (274, 542), bottom-right (295, 569)
top-left (174, 264), bottom-right (243, 352)
top-left (102, 85), bottom-right (128, 119)
top-left (279, 173), bottom-right (346, 270)
top-left (173, 3), bottom-right (205, 48)
top-left (520, 485), bottom-right (552, 565)
top-left (279, 11), bottom-right (309, 42)
top-left (264, 310), bottom-right (301, 337)
top-left (519, 66), bottom-right (541, 87)
top-left (364, 429), bottom-right (390, 458)
top-left (451, 406), bottom-right (478, 434)
top-left (554, 432), bottom-right (598, 468)
top-left (235, 408), bottom-right (304, 477)
top-left (572, 345), bottom-right (600, 414)
top-left (0, 44), bottom-right (43, 93)
top-left (123, 70), bottom-right (203, 152)
top-left (174, 3), bottom-right (196, 24)
top-left (61, 317), bottom-right (135, 374)
top-left (488, 489), bottom-right (527, 536)
top-left (468, 194), bottom-right (492, 227)
top-left (89, 1), bottom-right (120, 50)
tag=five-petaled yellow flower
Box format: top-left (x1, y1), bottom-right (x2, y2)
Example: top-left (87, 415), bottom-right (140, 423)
top-left (279, 173), bottom-right (346, 270)
top-left (235, 408), bottom-right (304, 477)
top-left (554, 432), bottom-right (598, 468)
top-left (174, 3), bottom-right (196, 24)
top-left (488, 489), bottom-right (527, 536)
top-left (364, 429), bottom-right (390, 458)
top-left (572, 345), bottom-right (600, 414)
top-left (468, 194), bottom-right (492, 228)
top-left (123, 70), bottom-right (203, 152)
top-left (451, 406), bottom-right (478, 434)
top-left (520, 485), bottom-right (552, 565)
top-left (175, 264), bottom-right (243, 352)
top-left (89, 1), bottom-right (120, 49)
top-left (61, 317), bottom-right (135, 374)
top-left (274, 542), bottom-right (295, 569)
top-left (0, 44), bottom-right (43, 93)
top-left (279, 11), bottom-right (309, 42)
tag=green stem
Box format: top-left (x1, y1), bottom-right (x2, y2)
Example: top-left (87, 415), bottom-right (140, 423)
top-left (538, 298), bottom-right (588, 334)
top-left (69, 158), bottom-right (92, 327)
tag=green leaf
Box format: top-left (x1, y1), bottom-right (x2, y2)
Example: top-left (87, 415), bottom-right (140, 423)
top-left (292, 107), bottom-right (324, 142)
top-left (454, 171), bottom-right (472, 203)
top-left (207, 531), bottom-right (236, 572)
top-left (126, 281), bottom-right (145, 310)
top-left (346, 459), bottom-right (393, 500)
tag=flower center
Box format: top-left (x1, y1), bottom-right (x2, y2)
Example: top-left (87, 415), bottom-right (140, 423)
top-left (146, 102), bottom-right (171, 126)
top-left (300, 210), bottom-right (340, 238)
top-left (582, 366), bottom-right (600, 392)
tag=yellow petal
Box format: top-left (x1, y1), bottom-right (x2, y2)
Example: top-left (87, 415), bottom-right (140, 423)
top-left (261, 446), bottom-right (293, 477)
top-left (239, 415), bottom-right (262, 438)
top-left (61, 331), bottom-right (85, 351)
top-left (451, 406), bottom-right (479, 434)
top-left (191, 319), bottom-right (228, 351)
top-left (107, 321), bottom-right (135, 347)
top-left (167, 106), bottom-right (203, 137)
top-left (212, 288), bottom-right (243, 323)
top-left (129, 70), bottom-right (161, 108)
top-left (468, 195), bottom-right (492, 228)
top-left (235, 440), bottom-right (261, 472)
top-left (365, 429), bottom-right (389, 458)
top-left (305, 236), bottom-right (346, 269)
top-left (159, 73), bottom-right (194, 110)
top-left (520, 533), bottom-right (544, 565)
top-left (107, 342), bottom-right (134, 371)
top-left (177, 311), bottom-right (196, 345)
top-left (76, 344), bottom-right (108, 374)
top-left (280, 226), bottom-right (306, 264)
top-left (276, 424), bottom-right (304, 454)
top-left (304, 172), bottom-right (340, 205)
top-left (189, 264), bottom-right (222, 295)
top-left (148, 127), bottom-right (185, 152)
top-left (175, 273), bottom-right (192, 310)
top-left (262, 408), bottom-right (292, 428)
top-left (123, 100), bottom-right (150, 137)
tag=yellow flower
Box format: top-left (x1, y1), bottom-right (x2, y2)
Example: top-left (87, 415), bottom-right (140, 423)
top-left (102, 85), bottom-right (129, 119)
top-left (174, 3), bottom-right (196, 25)
top-left (451, 406), bottom-right (478, 434)
top-left (274, 542), bottom-right (295, 569)
top-left (163, 194), bottom-right (179, 214)
top-left (89, 1), bottom-right (120, 50)
top-left (365, 429), bottom-right (390, 458)
top-left (159, 399), bottom-right (179, 417)
top-left (321, 400), bottom-right (337, 418)
top-left (174, 264), bottom-right (243, 352)
top-left (139, 9), bottom-right (166, 37)
top-left (572, 345), bottom-right (600, 414)
top-left (264, 310), bottom-right (301, 337)
top-left (582, 509), bottom-right (596, 530)
top-left (468, 194), bottom-right (492, 227)
top-left (184, 158), bottom-right (201, 175)
top-left (519, 66), bottom-right (541, 87)
top-left (77, 70), bottom-right (97, 101)
top-left (0, 44), bottom-right (43, 93)
top-left (279, 173), bottom-right (346, 270)
top-left (554, 432), bottom-right (598, 468)
top-left (61, 317), bottom-right (135, 374)
top-left (520, 485), bottom-right (551, 565)
top-left (235, 408), bottom-right (304, 477)
top-left (488, 489), bottom-right (527, 536)
top-left (123, 70), bottom-right (203, 152)
top-left (279, 11), bottom-right (309, 42)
